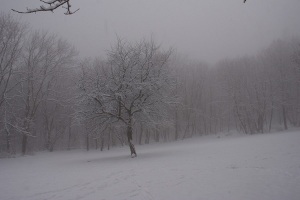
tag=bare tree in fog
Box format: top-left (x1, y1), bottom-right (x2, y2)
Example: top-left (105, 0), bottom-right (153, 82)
top-left (263, 40), bottom-right (297, 130)
top-left (77, 39), bottom-right (175, 157)
top-left (293, 43), bottom-right (300, 71)
top-left (14, 32), bottom-right (76, 155)
top-left (40, 40), bottom-right (76, 152)
top-left (0, 13), bottom-right (26, 153)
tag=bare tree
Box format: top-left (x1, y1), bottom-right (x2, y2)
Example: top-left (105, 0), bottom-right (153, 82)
top-left (41, 64), bottom-right (75, 152)
top-left (0, 13), bottom-right (26, 154)
top-left (293, 43), bottom-right (300, 71)
top-left (0, 13), bottom-right (26, 108)
top-left (13, 32), bottom-right (76, 155)
top-left (263, 40), bottom-right (298, 130)
top-left (77, 39), bottom-right (175, 157)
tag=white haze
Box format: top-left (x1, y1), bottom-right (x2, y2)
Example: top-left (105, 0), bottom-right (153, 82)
top-left (1, 0), bottom-right (300, 63)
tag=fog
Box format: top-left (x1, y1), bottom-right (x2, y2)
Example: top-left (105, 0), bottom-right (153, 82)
top-left (1, 3), bottom-right (300, 199)
top-left (1, 1), bottom-right (300, 156)
top-left (1, 0), bottom-right (300, 63)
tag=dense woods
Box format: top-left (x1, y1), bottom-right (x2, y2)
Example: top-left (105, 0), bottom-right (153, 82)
top-left (1, 13), bottom-right (300, 156)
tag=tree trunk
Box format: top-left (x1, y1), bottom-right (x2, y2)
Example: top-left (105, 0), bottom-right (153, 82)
top-left (86, 134), bottom-right (89, 151)
top-left (127, 121), bottom-right (137, 157)
top-left (269, 103), bottom-right (274, 132)
top-left (107, 130), bottom-right (111, 150)
top-left (46, 131), bottom-right (51, 151)
top-left (95, 139), bottom-right (98, 150)
top-left (282, 105), bottom-right (288, 130)
top-left (257, 114), bottom-right (264, 133)
top-left (175, 108), bottom-right (179, 140)
top-left (6, 129), bottom-right (10, 153)
top-left (49, 143), bottom-right (54, 152)
top-left (100, 137), bottom-right (104, 151)
top-left (67, 126), bottom-right (71, 150)
top-left (21, 134), bottom-right (28, 155)
top-left (145, 129), bottom-right (150, 144)
top-left (155, 125), bottom-right (160, 142)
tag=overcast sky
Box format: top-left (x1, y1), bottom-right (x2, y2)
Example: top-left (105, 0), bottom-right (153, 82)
top-left (1, 0), bottom-right (300, 63)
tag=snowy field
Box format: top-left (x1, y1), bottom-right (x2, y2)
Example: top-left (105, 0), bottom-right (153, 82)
top-left (1, 130), bottom-right (300, 200)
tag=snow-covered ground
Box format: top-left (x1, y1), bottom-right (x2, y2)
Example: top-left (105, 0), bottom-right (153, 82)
top-left (1, 130), bottom-right (300, 200)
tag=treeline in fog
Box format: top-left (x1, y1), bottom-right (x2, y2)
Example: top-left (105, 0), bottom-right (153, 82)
top-left (0, 13), bottom-right (300, 156)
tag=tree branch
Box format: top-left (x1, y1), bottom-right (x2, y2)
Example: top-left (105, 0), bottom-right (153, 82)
top-left (12, 0), bottom-right (79, 15)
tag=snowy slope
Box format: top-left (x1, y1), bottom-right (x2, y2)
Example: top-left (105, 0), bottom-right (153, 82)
top-left (1, 130), bottom-right (300, 200)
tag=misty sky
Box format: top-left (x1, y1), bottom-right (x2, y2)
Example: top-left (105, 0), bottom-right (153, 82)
top-left (1, 0), bottom-right (300, 63)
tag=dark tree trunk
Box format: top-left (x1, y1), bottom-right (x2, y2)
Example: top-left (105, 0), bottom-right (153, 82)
top-left (257, 114), bottom-right (264, 133)
top-left (175, 108), bottom-right (178, 140)
top-left (6, 130), bottom-right (10, 153)
top-left (282, 105), bottom-right (288, 130)
top-left (100, 136), bottom-right (104, 151)
top-left (67, 126), bottom-right (71, 150)
top-left (127, 121), bottom-right (137, 157)
top-left (49, 144), bottom-right (54, 152)
top-left (269, 103), bottom-right (274, 132)
top-left (155, 125), bottom-right (160, 142)
top-left (86, 134), bottom-right (89, 151)
top-left (145, 129), bottom-right (150, 144)
top-left (21, 134), bottom-right (28, 155)
top-left (95, 139), bottom-right (98, 150)
top-left (107, 132), bottom-right (110, 151)
top-left (45, 131), bottom-right (51, 151)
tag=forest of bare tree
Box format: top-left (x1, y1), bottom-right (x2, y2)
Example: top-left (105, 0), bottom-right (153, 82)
top-left (1, 13), bottom-right (300, 156)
